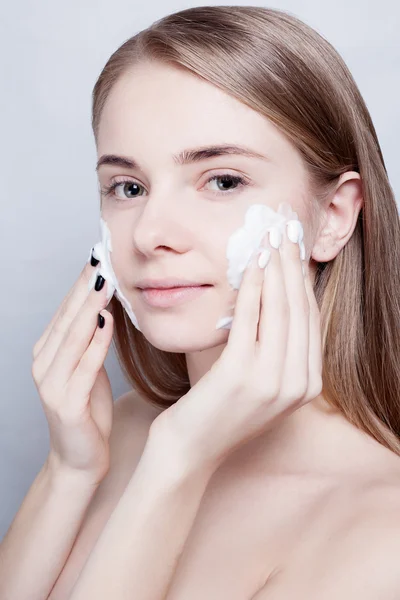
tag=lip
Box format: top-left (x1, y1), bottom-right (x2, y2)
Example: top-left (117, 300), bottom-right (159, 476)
top-left (136, 278), bottom-right (208, 290)
top-left (139, 285), bottom-right (211, 308)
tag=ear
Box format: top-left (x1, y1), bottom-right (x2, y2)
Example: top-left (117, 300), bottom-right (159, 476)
top-left (311, 171), bottom-right (363, 263)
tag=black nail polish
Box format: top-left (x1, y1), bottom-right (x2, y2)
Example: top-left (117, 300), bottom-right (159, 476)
top-left (98, 313), bottom-right (105, 328)
top-left (90, 249), bottom-right (100, 267)
top-left (95, 275), bottom-right (105, 291)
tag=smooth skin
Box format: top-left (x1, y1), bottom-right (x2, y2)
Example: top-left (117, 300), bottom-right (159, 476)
top-left (3, 59), bottom-right (400, 600)
top-left (31, 263), bottom-right (115, 486)
top-left (153, 223), bottom-right (322, 475)
top-left (0, 261), bottom-right (116, 600)
top-left (68, 220), bottom-right (324, 600)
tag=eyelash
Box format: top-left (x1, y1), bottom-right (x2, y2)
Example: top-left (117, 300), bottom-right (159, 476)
top-left (100, 173), bottom-right (250, 202)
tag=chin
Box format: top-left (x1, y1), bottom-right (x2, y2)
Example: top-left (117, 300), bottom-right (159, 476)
top-left (139, 318), bottom-right (229, 353)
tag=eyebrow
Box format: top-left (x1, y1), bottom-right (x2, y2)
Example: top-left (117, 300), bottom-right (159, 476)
top-left (95, 144), bottom-right (271, 172)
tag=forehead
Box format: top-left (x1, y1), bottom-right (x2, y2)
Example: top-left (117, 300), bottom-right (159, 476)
top-left (97, 61), bottom-right (300, 169)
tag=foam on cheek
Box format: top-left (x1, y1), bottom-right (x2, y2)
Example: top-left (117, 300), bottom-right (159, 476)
top-left (215, 201), bottom-right (305, 330)
top-left (87, 216), bottom-right (142, 332)
top-left (86, 204), bottom-right (305, 336)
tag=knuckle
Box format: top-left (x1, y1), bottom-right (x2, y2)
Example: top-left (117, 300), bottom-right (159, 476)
top-left (230, 373), bottom-right (246, 395)
top-left (39, 377), bottom-right (58, 405)
top-left (51, 319), bottom-right (65, 338)
top-left (307, 374), bottom-right (323, 400)
top-left (251, 370), bottom-right (278, 400)
top-left (258, 379), bottom-right (280, 401)
top-left (283, 379), bottom-right (308, 404)
top-left (264, 387), bottom-right (280, 402)
top-left (31, 360), bottom-right (41, 382)
top-left (64, 326), bottom-right (80, 348)
top-left (54, 402), bottom-right (79, 425)
top-left (32, 342), bottom-right (40, 361)
top-left (281, 391), bottom-right (297, 405)
top-left (297, 377), bottom-right (309, 398)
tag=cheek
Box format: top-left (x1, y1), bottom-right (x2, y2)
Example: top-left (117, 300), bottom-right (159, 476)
top-left (105, 239), bottom-right (130, 286)
top-left (210, 229), bottom-right (235, 278)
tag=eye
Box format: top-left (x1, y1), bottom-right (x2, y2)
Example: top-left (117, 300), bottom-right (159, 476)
top-left (204, 173), bottom-right (249, 196)
top-left (100, 172), bottom-right (250, 202)
top-left (100, 179), bottom-right (144, 201)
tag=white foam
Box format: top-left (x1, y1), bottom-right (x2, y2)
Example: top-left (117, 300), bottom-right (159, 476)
top-left (215, 201), bottom-right (305, 330)
top-left (88, 217), bottom-right (141, 331)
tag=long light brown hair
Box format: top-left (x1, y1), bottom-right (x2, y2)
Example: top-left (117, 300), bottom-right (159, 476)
top-left (91, 6), bottom-right (400, 454)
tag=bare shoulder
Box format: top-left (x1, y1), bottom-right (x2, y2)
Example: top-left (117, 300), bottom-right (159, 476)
top-left (47, 389), bottom-right (165, 600)
top-left (332, 478), bottom-right (400, 597)
top-left (317, 476), bottom-right (400, 599)
top-left (351, 473), bottom-right (400, 545)
top-left (255, 476), bottom-right (400, 600)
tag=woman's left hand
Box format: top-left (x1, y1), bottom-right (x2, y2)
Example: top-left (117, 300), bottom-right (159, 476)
top-left (151, 218), bottom-right (323, 475)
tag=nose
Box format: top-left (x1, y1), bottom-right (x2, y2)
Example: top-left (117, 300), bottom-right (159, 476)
top-left (131, 189), bottom-right (193, 257)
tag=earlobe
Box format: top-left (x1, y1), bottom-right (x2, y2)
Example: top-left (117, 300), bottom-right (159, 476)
top-left (311, 230), bottom-right (339, 262)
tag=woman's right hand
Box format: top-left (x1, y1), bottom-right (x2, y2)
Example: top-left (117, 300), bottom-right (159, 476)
top-left (31, 259), bottom-right (115, 487)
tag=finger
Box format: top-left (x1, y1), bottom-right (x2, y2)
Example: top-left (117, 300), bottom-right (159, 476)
top-left (277, 221), bottom-right (309, 404)
top-left (43, 278), bottom-right (111, 390)
top-left (256, 227), bottom-right (289, 388)
top-left (303, 261), bottom-right (323, 399)
top-left (33, 280), bottom-right (77, 360)
top-left (33, 263), bottom-right (102, 384)
top-left (67, 311), bottom-right (114, 423)
top-left (33, 259), bottom-right (97, 360)
top-left (225, 243), bottom-right (266, 360)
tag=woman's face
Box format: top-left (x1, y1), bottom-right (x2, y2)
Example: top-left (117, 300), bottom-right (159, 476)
top-left (96, 61), bottom-right (312, 353)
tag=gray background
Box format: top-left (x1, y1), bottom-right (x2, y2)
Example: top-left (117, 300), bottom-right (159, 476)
top-left (1, 0), bottom-right (399, 539)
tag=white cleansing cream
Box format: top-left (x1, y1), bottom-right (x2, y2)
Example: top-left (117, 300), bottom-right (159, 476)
top-left (87, 200), bottom-right (305, 334)
top-left (215, 201), bottom-right (305, 330)
top-left (88, 217), bottom-right (142, 331)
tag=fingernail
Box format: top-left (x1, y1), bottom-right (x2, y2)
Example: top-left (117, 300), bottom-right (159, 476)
top-left (269, 227), bottom-right (282, 249)
top-left (286, 220), bottom-right (302, 244)
top-left (299, 240), bottom-right (306, 261)
top-left (258, 248), bottom-right (271, 269)
top-left (98, 312), bottom-right (105, 328)
top-left (88, 247), bottom-right (100, 267)
top-left (95, 274), bottom-right (105, 291)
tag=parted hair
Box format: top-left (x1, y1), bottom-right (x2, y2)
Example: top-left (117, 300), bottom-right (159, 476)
top-left (91, 6), bottom-right (400, 455)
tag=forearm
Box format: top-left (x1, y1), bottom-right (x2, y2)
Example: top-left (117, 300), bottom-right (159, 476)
top-left (70, 433), bottom-right (214, 600)
top-left (0, 457), bottom-right (99, 600)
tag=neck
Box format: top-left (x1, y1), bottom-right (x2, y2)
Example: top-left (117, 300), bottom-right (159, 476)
top-left (185, 349), bottom-right (397, 481)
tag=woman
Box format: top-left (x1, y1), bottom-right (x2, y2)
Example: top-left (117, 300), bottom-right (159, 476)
top-left (2, 6), bottom-right (400, 599)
